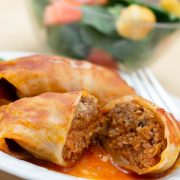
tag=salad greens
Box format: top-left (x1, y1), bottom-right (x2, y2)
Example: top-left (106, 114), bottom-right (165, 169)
top-left (81, 6), bottom-right (116, 36)
top-left (31, 0), bottom-right (180, 69)
top-left (31, 0), bottom-right (49, 25)
top-left (47, 24), bottom-right (90, 59)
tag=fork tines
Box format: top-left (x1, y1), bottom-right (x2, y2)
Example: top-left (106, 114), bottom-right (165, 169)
top-left (120, 68), bottom-right (180, 120)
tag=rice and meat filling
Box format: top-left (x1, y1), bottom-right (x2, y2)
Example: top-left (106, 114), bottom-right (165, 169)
top-left (62, 96), bottom-right (100, 164)
top-left (103, 101), bottom-right (167, 170)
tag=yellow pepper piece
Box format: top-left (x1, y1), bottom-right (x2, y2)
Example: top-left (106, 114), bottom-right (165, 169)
top-left (116, 5), bottom-right (156, 41)
top-left (160, 0), bottom-right (180, 17)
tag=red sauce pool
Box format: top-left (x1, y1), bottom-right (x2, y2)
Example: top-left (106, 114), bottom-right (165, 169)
top-left (28, 145), bottom-right (180, 180)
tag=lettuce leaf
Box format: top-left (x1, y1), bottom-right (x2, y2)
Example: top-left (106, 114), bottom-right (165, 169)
top-left (47, 24), bottom-right (90, 58)
top-left (81, 6), bottom-right (117, 36)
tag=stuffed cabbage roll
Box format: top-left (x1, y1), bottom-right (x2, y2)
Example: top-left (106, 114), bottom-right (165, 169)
top-left (0, 54), bottom-right (134, 105)
top-left (101, 95), bottom-right (180, 174)
top-left (0, 90), bottom-right (100, 167)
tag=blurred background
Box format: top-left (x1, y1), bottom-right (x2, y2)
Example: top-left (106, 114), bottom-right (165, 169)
top-left (0, 0), bottom-right (180, 98)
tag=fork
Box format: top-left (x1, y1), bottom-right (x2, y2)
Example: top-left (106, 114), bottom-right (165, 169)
top-left (120, 68), bottom-right (180, 121)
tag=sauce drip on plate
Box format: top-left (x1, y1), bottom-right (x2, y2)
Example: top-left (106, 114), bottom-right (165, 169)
top-left (28, 145), bottom-right (180, 180)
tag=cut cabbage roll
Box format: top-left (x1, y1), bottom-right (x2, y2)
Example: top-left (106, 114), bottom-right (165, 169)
top-left (0, 90), bottom-right (100, 167)
top-left (101, 95), bottom-right (180, 174)
top-left (0, 54), bottom-right (134, 105)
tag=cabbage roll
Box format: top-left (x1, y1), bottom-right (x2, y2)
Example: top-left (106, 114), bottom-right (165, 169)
top-left (0, 90), bottom-right (100, 167)
top-left (0, 54), bottom-right (134, 105)
top-left (101, 95), bottom-right (180, 174)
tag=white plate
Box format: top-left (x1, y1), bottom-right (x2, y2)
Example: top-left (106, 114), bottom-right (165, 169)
top-left (0, 51), bottom-right (179, 180)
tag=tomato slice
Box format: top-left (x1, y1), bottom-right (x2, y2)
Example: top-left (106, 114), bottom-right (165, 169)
top-left (44, 0), bottom-right (82, 25)
top-left (44, 0), bottom-right (108, 25)
top-left (87, 48), bottom-right (119, 70)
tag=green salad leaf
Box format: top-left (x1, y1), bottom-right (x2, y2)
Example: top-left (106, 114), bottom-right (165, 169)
top-left (149, 5), bottom-right (180, 22)
top-left (31, 0), bottom-right (50, 25)
top-left (81, 6), bottom-right (116, 36)
top-left (47, 24), bottom-right (90, 59)
top-left (107, 5), bottom-right (124, 18)
top-left (80, 25), bottom-right (118, 49)
top-left (107, 0), bottom-right (143, 6)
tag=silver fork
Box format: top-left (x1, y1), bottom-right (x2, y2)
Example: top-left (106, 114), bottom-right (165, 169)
top-left (120, 68), bottom-right (180, 121)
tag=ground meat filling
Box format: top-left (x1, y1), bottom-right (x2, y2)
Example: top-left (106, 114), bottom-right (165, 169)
top-left (62, 96), bottom-right (100, 164)
top-left (104, 101), bottom-right (167, 171)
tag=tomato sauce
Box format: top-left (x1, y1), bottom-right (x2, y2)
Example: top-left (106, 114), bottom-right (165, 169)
top-left (28, 145), bottom-right (180, 180)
